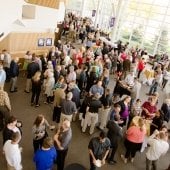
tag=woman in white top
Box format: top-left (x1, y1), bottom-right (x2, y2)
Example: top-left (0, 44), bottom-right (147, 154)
top-left (43, 61), bottom-right (54, 90)
top-left (44, 72), bottom-right (55, 104)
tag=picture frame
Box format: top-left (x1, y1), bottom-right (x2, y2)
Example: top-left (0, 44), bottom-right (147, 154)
top-left (38, 38), bottom-right (45, 46)
top-left (45, 38), bottom-right (53, 46)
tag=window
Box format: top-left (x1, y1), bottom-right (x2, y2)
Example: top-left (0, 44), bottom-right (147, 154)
top-left (117, 0), bottom-right (170, 55)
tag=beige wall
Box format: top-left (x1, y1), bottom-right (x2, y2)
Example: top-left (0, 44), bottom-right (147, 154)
top-left (0, 32), bottom-right (55, 57)
top-left (0, 34), bottom-right (10, 51)
top-left (25, 0), bottom-right (61, 9)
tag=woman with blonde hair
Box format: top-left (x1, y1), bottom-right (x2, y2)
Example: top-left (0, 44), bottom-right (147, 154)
top-left (121, 118), bottom-right (146, 163)
top-left (31, 71), bottom-right (42, 107)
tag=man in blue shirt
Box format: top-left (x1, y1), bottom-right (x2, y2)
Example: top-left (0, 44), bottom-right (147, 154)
top-left (89, 80), bottom-right (104, 97)
top-left (110, 103), bottom-right (121, 121)
top-left (34, 137), bottom-right (57, 170)
top-left (10, 57), bottom-right (19, 92)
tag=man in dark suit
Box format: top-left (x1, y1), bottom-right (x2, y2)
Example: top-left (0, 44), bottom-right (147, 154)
top-left (25, 55), bottom-right (40, 93)
top-left (40, 53), bottom-right (47, 72)
top-left (54, 65), bottom-right (61, 83)
top-left (10, 57), bottom-right (19, 92)
top-left (107, 114), bottom-right (123, 164)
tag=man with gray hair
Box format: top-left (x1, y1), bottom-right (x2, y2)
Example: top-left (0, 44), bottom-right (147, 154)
top-left (66, 65), bottom-right (76, 83)
top-left (68, 82), bottom-right (80, 109)
top-left (54, 119), bottom-right (72, 170)
top-left (60, 92), bottom-right (77, 123)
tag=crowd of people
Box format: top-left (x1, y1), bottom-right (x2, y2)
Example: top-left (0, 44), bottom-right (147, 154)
top-left (0, 12), bottom-right (170, 170)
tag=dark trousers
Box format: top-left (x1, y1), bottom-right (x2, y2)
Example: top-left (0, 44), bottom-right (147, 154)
top-left (46, 96), bottom-right (53, 103)
top-left (127, 115), bottom-right (133, 129)
top-left (56, 148), bottom-right (68, 170)
top-left (4, 67), bottom-right (10, 82)
top-left (124, 139), bottom-right (142, 159)
top-left (53, 106), bottom-right (61, 123)
top-left (149, 82), bottom-right (158, 95)
top-left (119, 117), bottom-right (128, 127)
top-left (33, 137), bottom-right (45, 153)
top-left (146, 157), bottom-right (158, 170)
top-left (0, 111), bottom-right (4, 131)
top-left (162, 78), bottom-right (168, 89)
top-left (102, 77), bottom-right (109, 89)
top-left (31, 90), bottom-right (41, 105)
top-left (109, 144), bottom-right (118, 161)
top-left (137, 70), bottom-right (142, 79)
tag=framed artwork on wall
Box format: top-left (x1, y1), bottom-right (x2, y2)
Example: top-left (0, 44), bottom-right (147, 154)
top-left (38, 38), bottom-right (45, 46)
top-left (45, 38), bottom-right (53, 46)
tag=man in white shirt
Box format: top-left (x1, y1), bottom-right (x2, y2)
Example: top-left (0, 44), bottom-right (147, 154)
top-left (130, 78), bottom-right (141, 100)
top-left (3, 132), bottom-right (22, 170)
top-left (0, 63), bottom-right (6, 88)
top-left (2, 49), bottom-right (11, 82)
top-left (67, 66), bottom-right (76, 83)
top-left (124, 71), bottom-right (135, 87)
top-left (62, 51), bottom-right (70, 66)
top-left (146, 130), bottom-right (169, 170)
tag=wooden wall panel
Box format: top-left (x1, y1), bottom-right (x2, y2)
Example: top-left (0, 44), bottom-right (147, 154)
top-left (25, 0), bottom-right (62, 9)
top-left (0, 34), bottom-right (10, 51)
top-left (0, 32), bottom-right (55, 56)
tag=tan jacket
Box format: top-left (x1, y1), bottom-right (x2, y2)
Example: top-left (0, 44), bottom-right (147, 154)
top-left (53, 88), bottom-right (65, 107)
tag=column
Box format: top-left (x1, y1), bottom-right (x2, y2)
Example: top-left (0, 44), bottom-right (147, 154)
top-left (94, 0), bottom-right (102, 28)
top-left (80, 0), bottom-right (86, 17)
top-left (110, 0), bottom-right (124, 42)
top-left (116, 0), bottom-right (129, 41)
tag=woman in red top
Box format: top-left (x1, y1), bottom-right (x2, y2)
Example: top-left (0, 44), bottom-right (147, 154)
top-left (121, 118), bottom-right (146, 163)
top-left (75, 49), bottom-right (83, 66)
top-left (120, 51), bottom-right (127, 61)
top-left (137, 58), bottom-right (145, 78)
